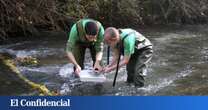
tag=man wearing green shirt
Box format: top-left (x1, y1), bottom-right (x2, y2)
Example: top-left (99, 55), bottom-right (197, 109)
top-left (66, 19), bottom-right (104, 77)
top-left (103, 27), bottom-right (153, 87)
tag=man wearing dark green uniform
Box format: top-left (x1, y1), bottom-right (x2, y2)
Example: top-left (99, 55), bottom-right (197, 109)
top-left (103, 27), bottom-right (153, 87)
top-left (66, 19), bottom-right (104, 76)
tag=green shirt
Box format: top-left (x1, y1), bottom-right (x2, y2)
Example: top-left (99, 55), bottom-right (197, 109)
top-left (66, 19), bottom-right (104, 53)
top-left (119, 29), bottom-right (136, 56)
top-left (116, 28), bottom-right (152, 56)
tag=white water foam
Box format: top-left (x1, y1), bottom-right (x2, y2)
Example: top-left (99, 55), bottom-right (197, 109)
top-left (112, 65), bottom-right (193, 96)
top-left (0, 41), bottom-right (30, 49)
top-left (59, 83), bottom-right (72, 95)
top-left (58, 64), bottom-right (74, 78)
top-left (138, 65), bottom-right (194, 95)
top-left (2, 48), bottom-right (64, 58)
top-left (18, 65), bottom-right (62, 74)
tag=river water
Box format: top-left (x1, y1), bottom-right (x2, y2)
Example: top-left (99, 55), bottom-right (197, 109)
top-left (1, 25), bottom-right (208, 95)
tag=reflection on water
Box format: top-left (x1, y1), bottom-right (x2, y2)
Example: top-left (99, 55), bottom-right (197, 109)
top-left (1, 25), bottom-right (208, 95)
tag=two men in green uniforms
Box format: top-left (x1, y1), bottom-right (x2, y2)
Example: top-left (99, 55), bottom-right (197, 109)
top-left (66, 19), bottom-right (104, 76)
top-left (66, 18), bottom-right (153, 87)
top-left (103, 27), bottom-right (153, 87)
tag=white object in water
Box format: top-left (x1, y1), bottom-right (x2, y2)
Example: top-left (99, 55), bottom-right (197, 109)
top-left (79, 70), bottom-right (106, 82)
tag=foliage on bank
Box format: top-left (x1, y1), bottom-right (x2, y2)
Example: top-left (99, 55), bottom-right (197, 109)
top-left (0, 0), bottom-right (72, 41)
top-left (66, 0), bottom-right (208, 26)
top-left (0, 0), bottom-right (208, 40)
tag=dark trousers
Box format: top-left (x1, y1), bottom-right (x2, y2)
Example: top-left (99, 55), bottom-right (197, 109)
top-left (73, 43), bottom-right (96, 69)
top-left (126, 47), bottom-right (153, 87)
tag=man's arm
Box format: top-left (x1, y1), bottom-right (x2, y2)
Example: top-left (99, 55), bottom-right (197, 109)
top-left (105, 34), bottom-right (135, 71)
top-left (66, 24), bottom-right (81, 74)
top-left (66, 52), bottom-right (79, 67)
top-left (104, 37), bottom-right (134, 73)
top-left (95, 51), bottom-right (103, 63)
top-left (93, 23), bottom-right (105, 71)
top-left (105, 55), bottom-right (130, 73)
top-left (66, 52), bottom-right (81, 74)
top-left (108, 48), bottom-right (119, 67)
top-left (93, 51), bottom-right (103, 71)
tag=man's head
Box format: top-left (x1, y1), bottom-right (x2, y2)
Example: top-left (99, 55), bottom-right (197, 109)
top-left (104, 27), bottom-right (120, 47)
top-left (85, 21), bottom-right (98, 42)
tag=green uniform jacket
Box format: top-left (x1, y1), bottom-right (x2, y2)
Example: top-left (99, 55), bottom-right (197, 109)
top-left (66, 19), bottom-right (104, 53)
top-left (116, 28), bottom-right (152, 56)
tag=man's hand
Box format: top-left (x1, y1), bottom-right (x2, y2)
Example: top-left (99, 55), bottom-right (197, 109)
top-left (66, 52), bottom-right (81, 76)
top-left (74, 65), bottom-right (81, 77)
top-left (103, 66), bottom-right (112, 73)
top-left (93, 61), bottom-right (103, 73)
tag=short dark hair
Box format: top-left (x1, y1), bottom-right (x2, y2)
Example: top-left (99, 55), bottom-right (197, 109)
top-left (85, 21), bottom-right (98, 36)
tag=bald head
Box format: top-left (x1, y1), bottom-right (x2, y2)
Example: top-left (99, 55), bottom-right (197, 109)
top-left (104, 27), bottom-right (119, 41)
top-left (104, 27), bottom-right (120, 46)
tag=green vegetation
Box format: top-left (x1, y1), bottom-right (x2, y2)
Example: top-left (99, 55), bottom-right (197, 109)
top-left (0, 0), bottom-right (208, 40)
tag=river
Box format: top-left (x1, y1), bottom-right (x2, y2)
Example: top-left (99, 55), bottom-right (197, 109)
top-left (0, 25), bottom-right (207, 95)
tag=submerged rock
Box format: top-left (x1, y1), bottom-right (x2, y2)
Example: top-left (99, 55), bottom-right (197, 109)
top-left (15, 56), bottom-right (39, 66)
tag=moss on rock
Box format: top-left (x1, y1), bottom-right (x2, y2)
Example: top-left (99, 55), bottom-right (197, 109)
top-left (0, 53), bottom-right (54, 95)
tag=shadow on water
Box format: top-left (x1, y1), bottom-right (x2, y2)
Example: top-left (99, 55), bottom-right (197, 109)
top-left (1, 25), bottom-right (208, 95)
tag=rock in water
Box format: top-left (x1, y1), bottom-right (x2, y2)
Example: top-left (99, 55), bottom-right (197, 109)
top-left (0, 53), bottom-right (53, 95)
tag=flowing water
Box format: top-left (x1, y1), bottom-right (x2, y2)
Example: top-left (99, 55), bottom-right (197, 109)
top-left (1, 25), bottom-right (208, 95)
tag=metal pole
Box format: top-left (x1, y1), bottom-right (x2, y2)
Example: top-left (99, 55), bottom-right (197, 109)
top-left (107, 46), bottom-right (110, 64)
top-left (113, 51), bottom-right (121, 87)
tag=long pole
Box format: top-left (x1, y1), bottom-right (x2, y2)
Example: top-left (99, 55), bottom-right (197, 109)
top-left (113, 51), bottom-right (121, 87)
top-left (111, 0), bottom-right (120, 87)
top-left (107, 46), bottom-right (110, 64)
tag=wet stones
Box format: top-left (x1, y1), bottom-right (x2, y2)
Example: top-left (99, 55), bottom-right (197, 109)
top-left (15, 56), bottom-right (39, 66)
